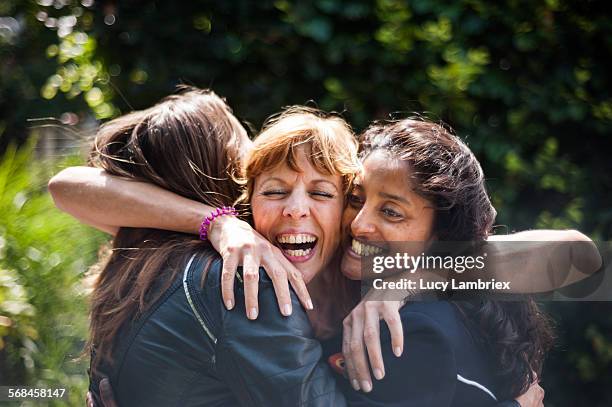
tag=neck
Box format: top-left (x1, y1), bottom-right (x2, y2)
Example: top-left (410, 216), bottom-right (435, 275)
top-left (305, 254), bottom-right (359, 340)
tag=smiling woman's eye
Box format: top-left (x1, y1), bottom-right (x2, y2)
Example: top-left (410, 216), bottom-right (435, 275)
top-left (261, 189), bottom-right (287, 196)
top-left (311, 190), bottom-right (335, 199)
top-left (381, 207), bottom-right (402, 218)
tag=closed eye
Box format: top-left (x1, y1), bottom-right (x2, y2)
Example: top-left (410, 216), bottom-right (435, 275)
top-left (261, 190), bottom-right (287, 196)
top-left (311, 191), bottom-right (335, 199)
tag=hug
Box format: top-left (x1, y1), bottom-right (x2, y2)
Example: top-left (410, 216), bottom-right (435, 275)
top-left (49, 87), bottom-right (600, 406)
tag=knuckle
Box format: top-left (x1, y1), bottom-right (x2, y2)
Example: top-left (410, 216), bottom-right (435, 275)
top-left (271, 268), bottom-right (286, 279)
top-left (349, 340), bottom-right (363, 353)
top-left (289, 270), bottom-right (303, 281)
top-left (363, 327), bottom-right (378, 342)
top-left (243, 271), bottom-right (259, 282)
top-left (221, 270), bottom-right (235, 281)
top-left (386, 314), bottom-right (401, 326)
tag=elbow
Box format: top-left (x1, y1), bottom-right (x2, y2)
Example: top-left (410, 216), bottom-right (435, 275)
top-left (48, 170), bottom-right (70, 212)
top-left (48, 167), bottom-right (83, 213)
top-left (564, 230), bottom-right (603, 274)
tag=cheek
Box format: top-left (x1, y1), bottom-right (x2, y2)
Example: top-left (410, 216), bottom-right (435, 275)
top-left (321, 201), bottom-right (344, 248)
top-left (251, 198), bottom-right (276, 235)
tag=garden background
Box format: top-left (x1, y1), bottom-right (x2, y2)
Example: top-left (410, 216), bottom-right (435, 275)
top-left (1, 0), bottom-right (611, 405)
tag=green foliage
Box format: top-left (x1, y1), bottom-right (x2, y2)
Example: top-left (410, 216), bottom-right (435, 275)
top-left (0, 0), bottom-right (611, 404)
top-left (0, 143), bottom-right (106, 406)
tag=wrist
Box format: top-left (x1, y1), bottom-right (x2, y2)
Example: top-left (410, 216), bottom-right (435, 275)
top-left (199, 206), bottom-right (238, 241)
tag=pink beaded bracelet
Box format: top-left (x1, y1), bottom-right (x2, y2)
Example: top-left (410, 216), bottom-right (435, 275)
top-left (199, 206), bottom-right (238, 241)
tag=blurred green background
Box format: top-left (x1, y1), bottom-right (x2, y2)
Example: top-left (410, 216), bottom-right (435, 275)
top-left (1, 0), bottom-right (611, 405)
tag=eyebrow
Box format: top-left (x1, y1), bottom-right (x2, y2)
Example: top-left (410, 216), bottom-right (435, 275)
top-left (379, 191), bottom-right (412, 205)
top-left (312, 179), bottom-right (340, 190)
top-left (259, 177), bottom-right (339, 190)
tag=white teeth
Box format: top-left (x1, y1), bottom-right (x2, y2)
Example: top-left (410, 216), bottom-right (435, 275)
top-left (277, 234), bottom-right (316, 244)
top-left (285, 248), bottom-right (312, 257)
top-left (351, 239), bottom-right (382, 256)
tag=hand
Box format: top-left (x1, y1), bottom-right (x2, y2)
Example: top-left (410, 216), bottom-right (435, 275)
top-left (207, 215), bottom-right (313, 319)
top-left (86, 377), bottom-right (118, 407)
top-left (342, 297), bottom-right (404, 393)
top-left (515, 373), bottom-right (545, 407)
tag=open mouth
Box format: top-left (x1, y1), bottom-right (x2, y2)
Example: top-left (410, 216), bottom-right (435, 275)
top-left (276, 233), bottom-right (318, 259)
top-left (350, 238), bottom-right (384, 257)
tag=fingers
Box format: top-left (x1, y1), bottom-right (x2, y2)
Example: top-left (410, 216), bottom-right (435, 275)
top-left (242, 252), bottom-right (260, 320)
top-left (363, 304), bottom-right (384, 381)
top-left (220, 250), bottom-right (238, 310)
top-left (349, 308), bottom-right (373, 392)
top-left (275, 249), bottom-right (313, 311)
top-left (383, 303), bottom-right (404, 358)
top-left (342, 317), bottom-right (360, 391)
top-left (99, 378), bottom-right (118, 407)
top-left (262, 255), bottom-right (292, 316)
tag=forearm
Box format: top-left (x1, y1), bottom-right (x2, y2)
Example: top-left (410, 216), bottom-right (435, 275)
top-left (48, 166), bottom-right (209, 235)
top-left (485, 229), bottom-right (602, 292)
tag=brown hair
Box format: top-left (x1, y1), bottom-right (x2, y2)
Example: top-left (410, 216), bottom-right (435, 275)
top-left (237, 106), bottom-right (360, 207)
top-left (87, 87), bottom-right (246, 368)
top-left (360, 117), bottom-right (554, 400)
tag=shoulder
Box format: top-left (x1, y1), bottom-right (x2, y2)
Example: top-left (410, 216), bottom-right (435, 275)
top-left (399, 301), bottom-right (464, 338)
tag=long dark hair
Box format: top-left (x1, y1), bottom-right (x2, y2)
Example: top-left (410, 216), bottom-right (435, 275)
top-left (359, 118), bottom-right (554, 400)
top-left (86, 87), bottom-right (247, 369)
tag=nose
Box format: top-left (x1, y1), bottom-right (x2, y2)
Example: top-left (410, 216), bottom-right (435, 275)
top-left (282, 190), bottom-right (310, 219)
top-left (350, 205), bottom-right (376, 237)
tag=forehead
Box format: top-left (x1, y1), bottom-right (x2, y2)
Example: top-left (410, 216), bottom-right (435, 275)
top-left (259, 146), bottom-right (341, 185)
top-left (358, 150), bottom-right (410, 186)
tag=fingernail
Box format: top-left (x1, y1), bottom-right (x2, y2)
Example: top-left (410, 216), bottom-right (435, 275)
top-left (394, 346), bottom-right (402, 357)
top-left (361, 380), bottom-right (372, 392)
top-left (306, 299), bottom-right (314, 310)
top-left (373, 368), bottom-right (384, 380)
top-left (351, 379), bottom-right (360, 391)
top-left (283, 303), bottom-right (292, 316)
top-left (249, 307), bottom-right (258, 319)
top-left (225, 299), bottom-right (234, 310)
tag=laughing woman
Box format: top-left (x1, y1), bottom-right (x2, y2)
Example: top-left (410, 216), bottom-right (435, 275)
top-left (50, 95), bottom-right (599, 406)
top-left (337, 119), bottom-right (555, 406)
top-left (82, 90), bottom-right (357, 406)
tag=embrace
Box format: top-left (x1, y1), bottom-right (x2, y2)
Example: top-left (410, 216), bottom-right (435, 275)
top-left (49, 87), bottom-right (601, 406)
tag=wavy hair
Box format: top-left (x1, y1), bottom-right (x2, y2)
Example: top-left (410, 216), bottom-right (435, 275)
top-left (359, 117), bottom-right (554, 400)
top-left (87, 87), bottom-right (247, 369)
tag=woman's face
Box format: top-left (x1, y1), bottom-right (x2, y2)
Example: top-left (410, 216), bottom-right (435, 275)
top-left (251, 146), bottom-right (344, 283)
top-left (340, 149), bottom-right (436, 280)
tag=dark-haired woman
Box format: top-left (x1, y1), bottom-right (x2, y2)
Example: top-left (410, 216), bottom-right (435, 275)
top-left (337, 119), bottom-right (555, 406)
top-left (55, 101), bottom-right (596, 401)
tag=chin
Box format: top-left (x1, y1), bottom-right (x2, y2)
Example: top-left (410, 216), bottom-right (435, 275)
top-left (340, 255), bottom-right (362, 280)
top-left (297, 264), bottom-right (320, 284)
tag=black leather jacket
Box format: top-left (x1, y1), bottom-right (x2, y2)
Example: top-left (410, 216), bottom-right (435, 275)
top-left (88, 247), bottom-right (521, 407)
top-left (89, 249), bottom-right (346, 406)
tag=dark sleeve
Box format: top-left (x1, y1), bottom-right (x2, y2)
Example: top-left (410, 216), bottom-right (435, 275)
top-left (345, 311), bottom-right (457, 407)
top-left (215, 270), bottom-right (346, 407)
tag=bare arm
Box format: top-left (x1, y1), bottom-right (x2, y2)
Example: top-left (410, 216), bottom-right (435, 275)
top-left (48, 166), bottom-right (312, 318)
top-left (343, 229), bottom-right (602, 390)
top-left (48, 166), bottom-right (205, 235)
top-left (487, 229), bottom-right (602, 292)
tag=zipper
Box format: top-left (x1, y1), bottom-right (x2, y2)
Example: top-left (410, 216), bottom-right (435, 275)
top-left (183, 254), bottom-right (218, 344)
